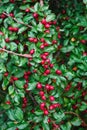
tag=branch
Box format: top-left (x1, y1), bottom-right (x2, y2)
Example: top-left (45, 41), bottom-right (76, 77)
top-left (0, 48), bottom-right (32, 58)
top-left (3, 12), bottom-right (32, 28)
top-left (40, 0), bottom-right (43, 6)
top-left (64, 111), bottom-right (87, 127)
top-left (28, 91), bottom-right (38, 106)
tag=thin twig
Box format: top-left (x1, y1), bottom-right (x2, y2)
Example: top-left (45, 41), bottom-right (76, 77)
top-left (40, 0), bottom-right (43, 6)
top-left (29, 91), bottom-right (38, 106)
top-left (0, 48), bottom-right (32, 58)
top-left (3, 12), bottom-right (32, 28)
top-left (64, 111), bottom-right (87, 127)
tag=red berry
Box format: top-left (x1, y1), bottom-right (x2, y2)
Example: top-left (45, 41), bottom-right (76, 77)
top-left (6, 101), bottom-right (11, 105)
top-left (5, 38), bottom-right (10, 43)
top-left (0, 31), bottom-right (4, 35)
top-left (52, 40), bottom-right (57, 44)
top-left (41, 95), bottom-right (46, 100)
top-left (36, 82), bottom-right (42, 89)
top-left (40, 38), bottom-right (45, 42)
top-left (50, 64), bottom-right (54, 68)
top-left (33, 38), bottom-right (38, 43)
top-left (45, 84), bottom-right (50, 90)
top-left (58, 33), bottom-right (61, 39)
top-left (45, 30), bottom-right (50, 33)
top-left (49, 105), bottom-right (54, 110)
top-left (49, 96), bottom-right (55, 101)
top-left (10, 13), bottom-right (14, 17)
top-left (10, 0), bottom-right (15, 3)
top-left (41, 19), bottom-right (47, 25)
top-left (25, 8), bottom-right (30, 13)
top-left (15, 128), bottom-right (19, 130)
top-left (40, 102), bottom-right (45, 108)
top-left (45, 69), bottom-right (50, 75)
top-left (44, 110), bottom-right (49, 115)
top-left (49, 85), bottom-right (54, 91)
top-left (33, 12), bottom-right (38, 18)
top-left (13, 77), bottom-right (18, 81)
top-left (24, 83), bottom-right (28, 89)
top-left (4, 72), bottom-right (9, 77)
top-left (80, 40), bottom-right (86, 44)
top-left (56, 70), bottom-right (62, 75)
top-left (41, 55), bottom-right (47, 60)
top-left (28, 37), bottom-right (34, 42)
top-left (39, 91), bottom-right (44, 96)
top-left (40, 44), bottom-right (45, 49)
top-left (30, 49), bottom-right (35, 55)
top-left (62, 9), bottom-right (66, 14)
top-left (45, 23), bottom-right (50, 29)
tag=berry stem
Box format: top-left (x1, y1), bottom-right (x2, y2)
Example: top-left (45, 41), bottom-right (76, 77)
top-left (0, 48), bottom-right (32, 58)
top-left (3, 12), bottom-right (32, 28)
top-left (40, 0), bottom-right (43, 6)
top-left (64, 111), bottom-right (87, 127)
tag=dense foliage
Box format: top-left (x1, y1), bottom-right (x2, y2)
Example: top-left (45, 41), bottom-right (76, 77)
top-left (0, 0), bottom-right (87, 130)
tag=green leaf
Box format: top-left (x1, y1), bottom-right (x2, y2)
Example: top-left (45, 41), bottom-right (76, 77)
top-left (71, 117), bottom-right (81, 126)
top-left (34, 2), bottom-right (39, 11)
top-left (10, 42), bottom-right (17, 51)
top-left (15, 80), bottom-right (25, 89)
top-left (7, 110), bottom-right (15, 121)
top-left (0, 63), bottom-right (6, 73)
top-left (8, 86), bottom-right (14, 95)
top-left (15, 107), bottom-right (23, 121)
top-left (17, 123), bottom-right (28, 129)
top-left (28, 82), bottom-right (37, 90)
top-left (42, 123), bottom-right (50, 130)
top-left (35, 111), bottom-right (43, 116)
top-left (46, 14), bottom-right (55, 22)
top-left (18, 27), bottom-right (28, 34)
top-left (61, 46), bottom-right (74, 53)
top-left (79, 102), bottom-right (87, 111)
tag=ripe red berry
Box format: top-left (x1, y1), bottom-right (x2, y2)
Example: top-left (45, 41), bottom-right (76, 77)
top-left (45, 84), bottom-right (50, 90)
top-left (45, 30), bottom-right (50, 33)
top-left (40, 44), bottom-right (45, 49)
top-left (49, 105), bottom-right (54, 110)
top-left (39, 91), bottom-right (44, 96)
top-left (33, 12), bottom-right (38, 18)
top-left (40, 38), bottom-right (45, 42)
top-left (44, 110), bottom-right (49, 115)
top-left (10, 13), bottom-right (14, 17)
top-left (15, 128), bottom-right (19, 130)
top-left (44, 69), bottom-right (50, 75)
top-left (33, 38), bottom-right (38, 43)
top-left (44, 23), bottom-right (50, 29)
top-left (28, 37), bottom-right (34, 42)
top-left (10, 0), bottom-right (15, 3)
top-left (49, 85), bottom-right (54, 91)
top-left (30, 49), bottom-right (35, 55)
top-left (80, 40), bottom-right (86, 44)
top-left (6, 101), bottom-right (11, 105)
top-left (56, 70), bottom-right (62, 75)
top-left (50, 64), bottom-right (54, 68)
top-left (4, 72), bottom-right (9, 77)
top-left (40, 102), bottom-right (45, 108)
top-left (49, 96), bottom-right (55, 101)
top-left (41, 95), bottom-right (46, 100)
top-left (41, 19), bottom-right (47, 25)
top-left (0, 31), bottom-right (4, 35)
top-left (5, 38), bottom-right (10, 43)
top-left (13, 77), bottom-right (18, 81)
top-left (52, 40), bottom-right (57, 44)
top-left (25, 8), bottom-right (30, 13)
top-left (36, 82), bottom-right (42, 89)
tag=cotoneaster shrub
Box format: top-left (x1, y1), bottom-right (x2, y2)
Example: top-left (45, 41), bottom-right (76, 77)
top-left (0, 0), bottom-right (87, 130)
